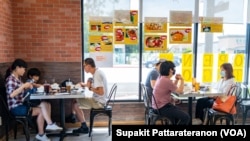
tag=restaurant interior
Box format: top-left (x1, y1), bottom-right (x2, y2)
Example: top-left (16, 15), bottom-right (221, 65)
top-left (1, 0), bottom-right (250, 140)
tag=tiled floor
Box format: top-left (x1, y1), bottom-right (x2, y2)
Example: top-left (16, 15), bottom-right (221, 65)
top-left (8, 127), bottom-right (111, 141)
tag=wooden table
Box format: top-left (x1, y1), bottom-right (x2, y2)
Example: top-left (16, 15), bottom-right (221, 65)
top-left (30, 92), bottom-right (86, 141)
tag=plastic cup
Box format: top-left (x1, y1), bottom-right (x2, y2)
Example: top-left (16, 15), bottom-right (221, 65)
top-left (195, 82), bottom-right (200, 92)
top-left (44, 84), bottom-right (50, 94)
top-left (66, 82), bottom-right (72, 93)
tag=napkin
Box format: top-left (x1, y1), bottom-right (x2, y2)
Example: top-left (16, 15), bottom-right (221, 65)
top-left (37, 86), bottom-right (44, 93)
top-left (51, 83), bottom-right (60, 90)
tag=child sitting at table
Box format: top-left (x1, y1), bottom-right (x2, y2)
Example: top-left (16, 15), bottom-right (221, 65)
top-left (25, 68), bottom-right (63, 130)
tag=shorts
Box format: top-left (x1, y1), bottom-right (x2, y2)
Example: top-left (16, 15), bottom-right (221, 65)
top-left (77, 97), bottom-right (104, 109)
top-left (10, 104), bottom-right (31, 116)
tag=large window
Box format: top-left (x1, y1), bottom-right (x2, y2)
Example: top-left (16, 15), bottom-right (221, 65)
top-left (82, 0), bottom-right (249, 101)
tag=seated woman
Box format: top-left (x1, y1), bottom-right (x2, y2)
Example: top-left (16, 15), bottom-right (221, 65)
top-left (152, 60), bottom-right (190, 125)
top-left (5, 59), bottom-right (62, 141)
top-left (195, 62), bottom-right (235, 123)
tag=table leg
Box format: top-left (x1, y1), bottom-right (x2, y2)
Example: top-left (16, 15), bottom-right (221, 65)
top-left (47, 99), bottom-right (79, 141)
top-left (188, 97), bottom-right (193, 125)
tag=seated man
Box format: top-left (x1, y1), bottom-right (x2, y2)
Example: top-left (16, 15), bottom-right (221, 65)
top-left (71, 57), bottom-right (108, 134)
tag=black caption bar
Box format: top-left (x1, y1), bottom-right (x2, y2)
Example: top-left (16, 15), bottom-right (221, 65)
top-left (112, 125), bottom-right (250, 140)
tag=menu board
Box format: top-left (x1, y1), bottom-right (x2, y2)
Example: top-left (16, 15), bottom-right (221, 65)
top-left (144, 17), bottom-right (168, 33)
top-left (200, 17), bottom-right (223, 33)
top-left (89, 16), bottom-right (113, 33)
top-left (89, 35), bottom-right (113, 52)
top-left (114, 10), bottom-right (138, 26)
top-left (144, 35), bottom-right (167, 51)
top-left (169, 11), bottom-right (192, 27)
top-left (114, 27), bottom-right (138, 44)
top-left (169, 28), bottom-right (192, 44)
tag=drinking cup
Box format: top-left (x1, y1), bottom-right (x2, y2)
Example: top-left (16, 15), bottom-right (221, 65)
top-left (44, 84), bottom-right (50, 94)
top-left (192, 78), bottom-right (196, 88)
top-left (66, 82), bottom-right (72, 93)
top-left (195, 82), bottom-right (200, 92)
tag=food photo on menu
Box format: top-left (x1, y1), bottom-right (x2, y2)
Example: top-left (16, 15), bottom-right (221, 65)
top-left (125, 29), bottom-right (137, 40)
top-left (169, 28), bottom-right (192, 43)
top-left (144, 35), bottom-right (167, 49)
top-left (115, 28), bottom-right (124, 42)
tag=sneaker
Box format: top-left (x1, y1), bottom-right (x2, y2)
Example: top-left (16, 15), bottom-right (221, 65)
top-left (72, 127), bottom-right (89, 134)
top-left (65, 113), bottom-right (77, 123)
top-left (192, 118), bottom-right (203, 125)
top-left (35, 134), bottom-right (51, 141)
top-left (45, 123), bottom-right (63, 131)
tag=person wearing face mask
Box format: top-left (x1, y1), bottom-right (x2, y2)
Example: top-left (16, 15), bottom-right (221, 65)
top-left (152, 60), bottom-right (190, 125)
top-left (194, 63), bottom-right (235, 124)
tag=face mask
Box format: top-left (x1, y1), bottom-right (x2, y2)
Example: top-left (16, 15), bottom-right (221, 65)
top-left (172, 68), bottom-right (176, 75)
top-left (220, 70), bottom-right (226, 77)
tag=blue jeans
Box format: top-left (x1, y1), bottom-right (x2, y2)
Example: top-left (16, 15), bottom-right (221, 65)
top-left (10, 104), bottom-right (30, 116)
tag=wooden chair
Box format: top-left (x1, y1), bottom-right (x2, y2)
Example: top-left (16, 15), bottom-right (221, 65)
top-left (88, 83), bottom-right (117, 137)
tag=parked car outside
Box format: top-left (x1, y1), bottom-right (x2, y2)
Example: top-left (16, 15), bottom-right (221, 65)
top-left (144, 56), bottom-right (182, 68)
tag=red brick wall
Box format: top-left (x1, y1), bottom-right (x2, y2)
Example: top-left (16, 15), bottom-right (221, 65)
top-left (12, 0), bottom-right (82, 62)
top-left (0, 0), bottom-right (14, 62)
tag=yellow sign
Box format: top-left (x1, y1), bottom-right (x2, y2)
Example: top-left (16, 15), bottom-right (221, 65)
top-left (144, 35), bottom-right (167, 51)
top-left (233, 54), bottom-right (244, 68)
top-left (144, 17), bottom-right (168, 33)
top-left (202, 68), bottom-right (213, 82)
top-left (159, 53), bottom-right (173, 61)
top-left (114, 10), bottom-right (138, 26)
top-left (218, 54), bottom-right (228, 67)
top-left (124, 28), bottom-right (138, 45)
top-left (200, 17), bottom-right (223, 33)
top-left (89, 16), bottom-right (113, 33)
top-left (169, 28), bottom-right (192, 44)
top-left (169, 11), bottom-right (192, 26)
top-left (203, 54), bottom-right (213, 67)
top-left (233, 54), bottom-right (244, 82)
top-left (182, 54), bottom-right (193, 68)
top-left (88, 36), bottom-right (113, 52)
top-left (234, 69), bottom-right (243, 82)
top-left (114, 28), bottom-right (125, 44)
top-left (182, 54), bottom-right (193, 82)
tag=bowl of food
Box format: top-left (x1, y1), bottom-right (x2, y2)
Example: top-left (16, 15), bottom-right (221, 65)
top-left (171, 31), bottom-right (184, 41)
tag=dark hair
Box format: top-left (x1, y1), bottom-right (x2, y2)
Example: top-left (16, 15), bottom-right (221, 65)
top-left (155, 59), bottom-right (167, 66)
top-left (5, 58), bottom-right (27, 80)
top-left (221, 63), bottom-right (234, 79)
top-left (84, 57), bottom-right (96, 68)
top-left (27, 68), bottom-right (41, 79)
top-left (159, 61), bottom-right (175, 76)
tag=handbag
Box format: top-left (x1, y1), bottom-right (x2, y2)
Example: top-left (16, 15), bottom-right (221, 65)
top-left (212, 95), bottom-right (236, 114)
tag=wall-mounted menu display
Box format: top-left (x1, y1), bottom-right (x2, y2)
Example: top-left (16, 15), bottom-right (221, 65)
top-left (114, 27), bottom-right (138, 44)
top-left (200, 17), bottom-right (223, 33)
top-left (169, 11), bottom-right (192, 27)
top-left (114, 10), bottom-right (138, 26)
top-left (144, 17), bottom-right (168, 33)
top-left (89, 16), bottom-right (113, 33)
top-left (144, 35), bottom-right (167, 51)
top-left (169, 28), bottom-right (192, 44)
top-left (89, 35), bottom-right (113, 52)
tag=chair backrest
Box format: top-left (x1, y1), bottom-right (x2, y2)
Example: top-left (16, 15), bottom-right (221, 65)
top-left (105, 83), bottom-right (117, 107)
top-left (140, 82), bottom-right (151, 109)
top-left (227, 83), bottom-right (242, 101)
top-left (0, 90), bottom-right (12, 118)
top-left (151, 93), bottom-right (162, 115)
